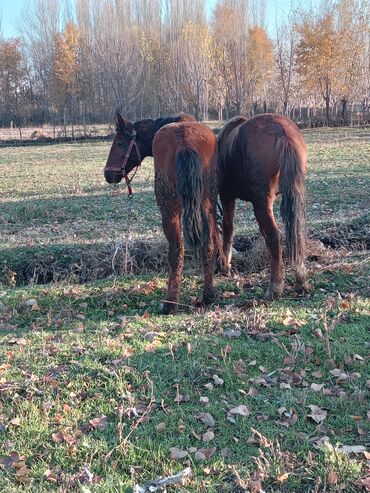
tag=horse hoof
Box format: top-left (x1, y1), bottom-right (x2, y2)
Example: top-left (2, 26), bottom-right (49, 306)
top-left (216, 260), bottom-right (231, 277)
top-left (264, 284), bottom-right (283, 301)
top-left (160, 302), bottom-right (177, 315)
top-left (295, 281), bottom-right (311, 295)
top-left (203, 289), bottom-right (216, 306)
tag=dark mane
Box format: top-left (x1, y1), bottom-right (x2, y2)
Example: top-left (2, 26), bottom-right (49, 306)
top-left (217, 116), bottom-right (247, 143)
top-left (153, 113), bottom-right (195, 133)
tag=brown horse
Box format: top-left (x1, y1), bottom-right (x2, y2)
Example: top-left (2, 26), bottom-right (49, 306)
top-left (217, 114), bottom-right (310, 300)
top-left (153, 122), bottom-right (225, 313)
top-left (104, 113), bottom-right (225, 314)
top-left (104, 112), bottom-right (195, 186)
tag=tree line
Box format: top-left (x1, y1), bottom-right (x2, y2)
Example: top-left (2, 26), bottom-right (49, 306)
top-left (0, 0), bottom-right (369, 132)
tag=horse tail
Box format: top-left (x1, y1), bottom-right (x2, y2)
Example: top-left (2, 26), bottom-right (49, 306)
top-left (176, 148), bottom-right (208, 253)
top-left (277, 136), bottom-right (306, 267)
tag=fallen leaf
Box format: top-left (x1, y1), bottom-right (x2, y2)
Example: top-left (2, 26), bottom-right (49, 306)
top-left (199, 396), bottom-right (209, 406)
top-left (155, 422), bottom-right (166, 432)
top-left (310, 383), bottom-right (324, 392)
top-left (14, 463), bottom-right (30, 483)
top-left (194, 447), bottom-right (216, 461)
top-left (338, 445), bottom-right (366, 454)
top-left (229, 405), bottom-right (249, 417)
top-left (222, 291), bottom-right (236, 298)
top-left (276, 409), bottom-right (298, 427)
top-left (358, 476), bottom-right (370, 491)
top-left (9, 417), bottom-right (21, 427)
top-left (221, 448), bottom-right (231, 458)
top-left (197, 412), bottom-right (215, 427)
top-left (43, 468), bottom-right (59, 483)
top-left (353, 354), bottom-right (364, 361)
top-left (307, 405), bottom-right (327, 424)
top-left (283, 356), bottom-right (295, 365)
top-left (234, 361), bottom-right (246, 377)
top-left (178, 421), bottom-right (186, 433)
top-left (327, 469), bottom-right (339, 485)
top-left (174, 394), bottom-right (190, 404)
top-left (311, 371), bottom-right (323, 379)
top-left (52, 431), bottom-right (65, 443)
top-left (223, 329), bottom-right (241, 338)
top-left (89, 415), bottom-right (108, 430)
top-left (25, 299), bottom-right (37, 306)
top-left (330, 369), bottom-right (348, 381)
top-left (8, 338), bottom-right (29, 346)
top-left (1, 451), bottom-right (20, 470)
top-left (202, 430), bottom-right (215, 442)
top-left (169, 447), bottom-right (188, 460)
top-left (213, 374), bottom-right (224, 386)
top-left (277, 472), bottom-right (289, 482)
top-left (280, 382), bottom-right (291, 390)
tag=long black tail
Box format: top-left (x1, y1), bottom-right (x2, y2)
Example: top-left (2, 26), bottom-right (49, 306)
top-left (176, 148), bottom-right (208, 253)
top-left (277, 137), bottom-right (306, 266)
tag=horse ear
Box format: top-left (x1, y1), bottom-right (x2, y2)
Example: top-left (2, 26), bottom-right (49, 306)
top-left (114, 112), bottom-right (134, 134)
top-left (114, 112), bottom-right (125, 131)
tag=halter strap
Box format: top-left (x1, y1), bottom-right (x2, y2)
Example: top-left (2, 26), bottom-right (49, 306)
top-left (105, 130), bottom-right (142, 196)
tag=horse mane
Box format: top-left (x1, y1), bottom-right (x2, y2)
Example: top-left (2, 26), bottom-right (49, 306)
top-left (217, 116), bottom-right (247, 143)
top-left (153, 113), bottom-right (195, 133)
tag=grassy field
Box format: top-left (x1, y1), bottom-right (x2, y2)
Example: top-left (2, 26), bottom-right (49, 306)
top-left (0, 126), bottom-right (369, 492)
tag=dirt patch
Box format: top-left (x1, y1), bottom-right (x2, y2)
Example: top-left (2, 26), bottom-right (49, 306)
top-left (0, 231), bottom-right (343, 287)
top-left (313, 216), bottom-right (370, 250)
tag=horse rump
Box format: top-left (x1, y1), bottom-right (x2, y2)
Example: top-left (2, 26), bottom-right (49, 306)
top-left (176, 148), bottom-right (209, 253)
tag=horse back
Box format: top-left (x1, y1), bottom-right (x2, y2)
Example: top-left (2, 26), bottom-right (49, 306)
top-left (153, 122), bottom-right (217, 181)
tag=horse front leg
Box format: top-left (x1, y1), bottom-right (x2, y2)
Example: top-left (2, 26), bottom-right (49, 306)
top-left (220, 196), bottom-right (236, 275)
top-left (161, 206), bottom-right (184, 315)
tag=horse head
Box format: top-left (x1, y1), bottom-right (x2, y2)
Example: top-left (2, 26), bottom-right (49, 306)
top-left (104, 112), bottom-right (144, 184)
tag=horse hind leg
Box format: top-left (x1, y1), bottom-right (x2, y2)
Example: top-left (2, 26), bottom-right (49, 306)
top-left (160, 204), bottom-right (184, 315)
top-left (294, 262), bottom-right (311, 294)
top-left (220, 196), bottom-right (236, 275)
top-left (253, 201), bottom-right (284, 300)
top-left (201, 206), bottom-right (221, 305)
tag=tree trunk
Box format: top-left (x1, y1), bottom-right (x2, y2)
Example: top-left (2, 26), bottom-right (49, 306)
top-left (341, 99), bottom-right (348, 124)
top-left (283, 100), bottom-right (288, 116)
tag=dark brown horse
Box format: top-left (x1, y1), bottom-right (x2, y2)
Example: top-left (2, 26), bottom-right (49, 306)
top-left (217, 114), bottom-right (309, 300)
top-left (104, 113), bottom-right (225, 314)
top-left (104, 112), bottom-right (195, 187)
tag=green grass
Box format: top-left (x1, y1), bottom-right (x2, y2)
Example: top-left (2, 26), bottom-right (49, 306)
top-left (0, 127), bottom-right (369, 269)
top-left (0, 263), bottom-right (369, 491)
top-left (0, 126), bottom-right (369, 491)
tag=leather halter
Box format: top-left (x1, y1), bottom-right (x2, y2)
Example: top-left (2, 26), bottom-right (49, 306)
top-left (105, 129), bottom-right (142, 197)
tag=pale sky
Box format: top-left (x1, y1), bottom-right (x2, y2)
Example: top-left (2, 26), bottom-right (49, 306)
top-left (0, 0), bottom-right (320, 40)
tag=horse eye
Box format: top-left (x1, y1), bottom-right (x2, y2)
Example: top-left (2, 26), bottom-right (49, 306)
top-left (116, 141), bottom-right (125, 148)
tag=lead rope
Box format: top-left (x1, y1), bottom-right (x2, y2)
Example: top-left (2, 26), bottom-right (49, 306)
top-left (112, 191), bottom-right (134, 283)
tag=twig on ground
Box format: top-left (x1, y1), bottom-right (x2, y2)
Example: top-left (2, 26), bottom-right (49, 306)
top-left (133, 467), bottom-right (192, 493)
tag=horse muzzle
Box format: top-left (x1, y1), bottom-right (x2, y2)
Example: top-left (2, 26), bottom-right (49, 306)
top-left (104, 169), bottom-right (123, 184)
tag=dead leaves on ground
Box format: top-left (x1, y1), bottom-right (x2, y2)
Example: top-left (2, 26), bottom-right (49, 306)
top-left (0, 451), bottom-right (31, 483)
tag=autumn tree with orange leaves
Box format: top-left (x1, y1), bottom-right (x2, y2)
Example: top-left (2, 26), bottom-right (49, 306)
top-left (295, 2), bottom-right (366, 122)
top-left (51, 22), bottom-right (80, 135)
top-left (0, 39), bottom-right (26, 132)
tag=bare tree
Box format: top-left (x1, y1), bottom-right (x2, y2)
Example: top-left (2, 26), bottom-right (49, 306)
top-left (274, 11), bottom-right (298, 115)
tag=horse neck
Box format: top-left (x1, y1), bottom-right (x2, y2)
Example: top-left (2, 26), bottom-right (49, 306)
top-left (135, 119), bottom-right (156, 158)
